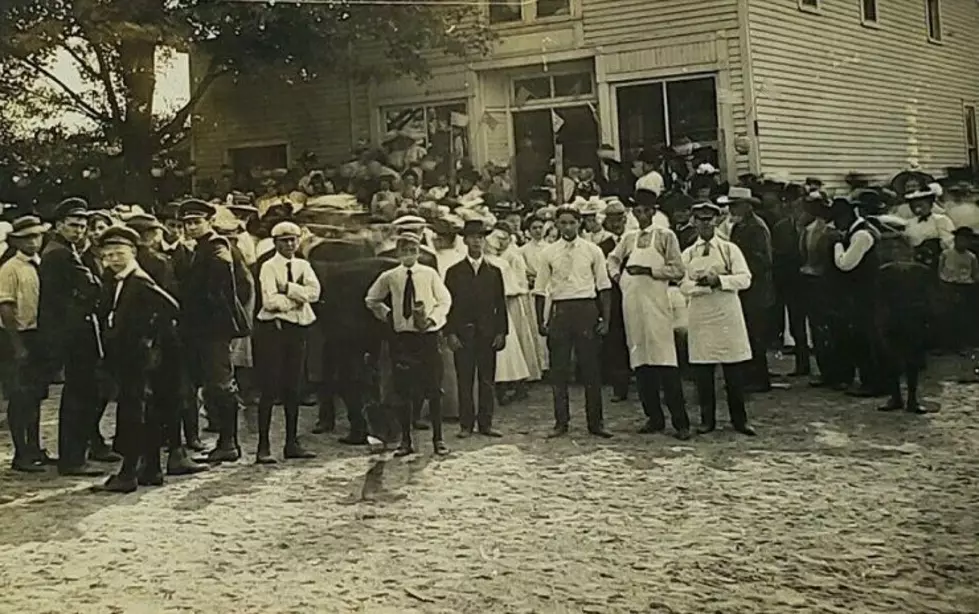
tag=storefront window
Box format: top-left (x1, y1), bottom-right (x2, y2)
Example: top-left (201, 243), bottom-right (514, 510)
top-left (512, 105), bottom-right (599, 199)
top-left (488, 1), bottom-right (522, 24)
top-left (228, 143), bottom-right (288, 191)
top-left (537, 0), bottom-right (571, 18)
top-left (382, 102), bottom-right (470, 183)
top-left (616, 76), bottom-right (719, 170)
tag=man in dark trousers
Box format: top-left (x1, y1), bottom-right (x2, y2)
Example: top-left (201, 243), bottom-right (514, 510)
top-left (829, 195), bottom-right (884, 398)
top-left (596, 201), bottom-right (631, 402)
top-left (0, 215), bottom-right (52, 472)
top-left (533, 205), bottom-right (613, 439)
top-left (726, 187), bottom-right (776, 392)
top-left (39, 197), bottom-right (106, 476)
top-left (91, 226), bottom-right (187, 492)
top-left (365, 232), bottom-right (452, 457)
top-left (444, 219), bottom-right (508, 439)
top-left (179, 198), bottom-right (254, 463)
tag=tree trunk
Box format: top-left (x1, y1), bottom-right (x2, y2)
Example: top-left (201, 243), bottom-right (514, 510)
top-left (118, 40), bottom-right (158, 207)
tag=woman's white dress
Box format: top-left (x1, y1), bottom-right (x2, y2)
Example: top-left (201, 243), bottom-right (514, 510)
top-left (502, 246), bottom-right (545, 381)
top-left (487, 254), bottom-right (531, 383)
top-left (680, 237), bottom-right (753, 364)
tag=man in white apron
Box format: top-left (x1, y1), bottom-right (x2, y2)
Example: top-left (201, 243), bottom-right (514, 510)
top-left (680, 202), bottom-right (757, 437)
top-left (608, 200), bottom-right (691, 440)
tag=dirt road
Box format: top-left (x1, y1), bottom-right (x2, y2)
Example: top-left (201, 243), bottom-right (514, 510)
top-left (1, 365), bottom-right (977, 613)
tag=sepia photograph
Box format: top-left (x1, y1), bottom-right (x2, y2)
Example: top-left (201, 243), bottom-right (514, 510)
top-left (0, 0), bottom-right (977, 612)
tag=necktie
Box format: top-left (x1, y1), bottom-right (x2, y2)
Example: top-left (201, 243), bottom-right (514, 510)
top-left (403, 268), bottom-right (415, 320)
top-left (286, 260), bottom-right (294, 283)
top-left (701, 241), bottom-right (711, 256)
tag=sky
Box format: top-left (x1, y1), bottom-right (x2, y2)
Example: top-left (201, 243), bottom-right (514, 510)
top-left (31, 48), bottom-right (191, 132)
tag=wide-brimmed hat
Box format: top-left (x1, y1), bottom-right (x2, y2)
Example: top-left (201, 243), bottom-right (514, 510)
top-left (722, 186), bottom-right (761, 208)
top-left (431, 215), bottom-right (463, 236)
top-left (953, 226), bottom-right (976, 238)
top-left (8, 215), bottom-right (51, 238)
top-left (905, 188), bottom-right (938, 202)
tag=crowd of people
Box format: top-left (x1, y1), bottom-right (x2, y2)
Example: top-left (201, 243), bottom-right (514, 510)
top-left (1, 142), bottom-right (978, 493)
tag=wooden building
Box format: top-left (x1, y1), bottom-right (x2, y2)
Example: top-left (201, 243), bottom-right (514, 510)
top-left (190, 0), bottom-right (979, 189)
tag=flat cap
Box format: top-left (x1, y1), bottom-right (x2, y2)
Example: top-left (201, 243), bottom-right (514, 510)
top-left (100, 225), bottom-right (140, 248)
top-left (271, 221), bottom-right (302, 239)
top-left (178, 198), bottom-right (217, 220)
top-left (127, 213), bottom-right (164, 233)
top-left (54, 197), bottom-right (89, 221)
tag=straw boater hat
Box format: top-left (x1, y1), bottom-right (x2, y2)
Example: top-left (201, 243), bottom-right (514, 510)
top-left (8, 215), bottom-right (51, 238)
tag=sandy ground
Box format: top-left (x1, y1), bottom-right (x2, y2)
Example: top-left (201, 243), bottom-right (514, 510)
top-left (1, 356), bottom-right (978, 614)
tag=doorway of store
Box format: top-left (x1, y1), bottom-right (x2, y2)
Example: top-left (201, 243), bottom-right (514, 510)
top-left (512, 105), bottom-right (599, 202)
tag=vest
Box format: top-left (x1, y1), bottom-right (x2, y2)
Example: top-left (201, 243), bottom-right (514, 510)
top-left (840, 218), bottom-right (880, 297)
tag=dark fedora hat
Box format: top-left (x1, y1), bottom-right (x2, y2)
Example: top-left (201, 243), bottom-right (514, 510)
top-left (461, 219), bottom-right (490, 236)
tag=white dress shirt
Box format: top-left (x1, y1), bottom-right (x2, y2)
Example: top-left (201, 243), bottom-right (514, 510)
top-left (532, 237), bottom-right (612, 300)
top-left (467, 256), bottom-right (483, 275)
top-left (365, 263), bottom-right (452, 333)
top-left (905, 212), bottom-right (955, 249)
top-left (834, 219), bottom-right (876, 272)
top-left (257, 253), bottom-right (321, 326)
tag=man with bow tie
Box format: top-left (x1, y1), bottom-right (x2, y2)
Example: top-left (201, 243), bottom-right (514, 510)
top-left (93, 226), bottom-right (186, 492)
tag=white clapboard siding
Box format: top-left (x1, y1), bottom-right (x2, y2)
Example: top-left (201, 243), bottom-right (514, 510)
top-left (583, 0), bottom-right (749, 174)
top-left (747, 0), bottom-right (979, 187)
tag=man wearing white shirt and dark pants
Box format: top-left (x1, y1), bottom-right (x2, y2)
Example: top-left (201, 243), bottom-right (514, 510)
top-left (255, 222), bottom-right (322, 464)
top-left (534, 206), bottom-right (613, 439)
top-left (366, 233), bottom-right (452, 456)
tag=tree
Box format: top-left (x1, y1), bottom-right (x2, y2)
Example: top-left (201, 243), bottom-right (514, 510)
top-left (0, 0), bottom-right (492, 204)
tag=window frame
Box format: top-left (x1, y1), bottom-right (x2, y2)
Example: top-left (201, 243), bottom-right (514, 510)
top-left (965, 104), bottom-right (978, 172)
top-left (511, 70), bottom-right (596, 108)
top-left (797, 0), bottom-right (821, 15)
top-left (486, 0), bottom-right (579, 27)
top-left (860, 0), bottom-right (880, 27)
top-left (925, 0), bottom-right (942, 43)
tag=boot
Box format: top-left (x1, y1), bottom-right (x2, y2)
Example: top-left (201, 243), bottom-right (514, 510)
top-left (167, 447), bottom-right (210, 475)
top-left (91, 473), bottom-right (138, 493)
top-left (283, 405), bottom-right (315, 459)
top-left (201, 400), bottom-right (239, 463)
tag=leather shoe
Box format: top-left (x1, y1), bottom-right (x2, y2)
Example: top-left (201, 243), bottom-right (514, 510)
top-left (34, 449), bottom-right (58, 465)
top-left (878, 398), bottom-right (904, 412)
top-left (546, 425), bottom-right (568, 439)
top-left (91, 474), bottom-right (138, 494)
top-left (734, 424), bottom-right (758, 436)
top-left (413, 421), bottom-right (431, 431)
top-left (255, 449), bottom-right (278, 465)
top-left (589, 428), bottom-right (613, 439)
top-left (457, 429), bottom-right (473, 439)
top-left (478, 428), bottom-right (503, 438)
top-left (696, 424), bottom-right (716, 435)
top-left (433, 441), bottom-right (450, 456)
top-left (283, 443), bottom-right (316, 459)
top-left (393, 444), bottom-right (415, 457)
top-left (674, 428), bottom-right (692, 441)
top-left (338, 434), bottom-right (368, 446)
top-left (311, 422), bottom-right (334, 435)
top-left (137, 471), bottom-right (164, 487)
top-left (185, 438), bottom-right (207, 453)
top-left (202, 446), bottom-right (240, 464)
top-left (637, 420), bottom-right (665, 434)
top-left (59, 463), bottom-right (106, 477)
top-left (88, 446), bottom-right (122, 463)
top-left (167, 449), bottom-right (210, 475)
top-left (10, 458), bottom-right (46, 473)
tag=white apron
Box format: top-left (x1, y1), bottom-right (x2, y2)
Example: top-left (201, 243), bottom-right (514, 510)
top-left (684, 243), bottom-right (752, 364)
top-left (619, 233), bottom-right (678, 368)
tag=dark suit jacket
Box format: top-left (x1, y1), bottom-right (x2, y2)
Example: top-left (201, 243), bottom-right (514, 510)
top-left (137, 246), bottom-right (179, 297)
top-left (180, 231), bottom-right (254, 340)
top-left (730, 213), bottom-right (774, 310)
top-left (38, 234), bottom-right (102, 362)
top-left (99, 269), bottom-right (179, 380)
top-left (444, 259), bottom-right (508, 341)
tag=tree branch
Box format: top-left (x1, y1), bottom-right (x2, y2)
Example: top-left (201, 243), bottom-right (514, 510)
top-left (9, 55), bottom-right (112, 124)
top-left (89, 43), bottom-right (124, 124)
top-left (152, 60), bottom-right (227, 145)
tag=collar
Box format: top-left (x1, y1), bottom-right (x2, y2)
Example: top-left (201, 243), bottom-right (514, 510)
top-left (848, 217), bottom-right (865, 234)
top-left (161, 238), bottom-right (180, 251)
top-left (468, 255), bottom-right (483, 267)
top-left (916, 213), bottom-right (933, 223)
top-left (14, 251), bottom-right (41, 266)
top-left (694, 235), bottom-right (718, 247)
top-left (271, 252), bottom-right (295, 265)
top-left (115, 260), bottom-right (139, 281)
top-left (561, 236), bottom-right (579, 247)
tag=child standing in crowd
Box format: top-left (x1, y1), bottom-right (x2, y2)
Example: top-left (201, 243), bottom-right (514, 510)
top-left (938, 227), bottom-right (979, 353)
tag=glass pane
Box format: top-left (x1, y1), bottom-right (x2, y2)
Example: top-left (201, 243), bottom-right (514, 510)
top-left (489, 1), bottom-right (522, 24)
top-left (553, 73), bottom-right (593, 97)
top-left (616, 82), bottom-right (666, 163)
top-left (969, 148), bottom-right (978, 171)
top-left (666, 78), bottom-right (719, 146)
top-left (537, 0), bottom-right (571, 18)
top-left (513, 110), bottom-right (554, 200)
top-left (513, 77), bottom-right (551, 105)
top-left (862, 0), bottom-right (877, 21)
top-left (383, 104), bottom-right (469, 184)
top-left (927, 0), bottom-right (941, 39)
top-left (426, 103), bottom-right (470, 182)
top-left (554, 105), bottom-right (600, 170)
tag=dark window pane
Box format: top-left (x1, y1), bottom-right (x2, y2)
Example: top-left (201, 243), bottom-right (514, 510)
top-left (489, 1), bottom-right (522, 24)
top-left (553, 73), bottom-right (593, 97)
top-left (228, 144), bottom-right (288, 190)
top-left (966, 107), bottom-right (977, 148)
top-left (553, 106), bottom-right (600, 169)
top-left (537, 0), bottom-right (571, 18)
top-left (862, 0), bottom-right (877, 22)
top-left (926, 0), bottom-right (941, 39)
top-left (513, 77), bottom-right (551, 104)
top-left (799, 0), bottom-right (818, 8)
top-left (617, 82), bottom-right (666, 162)
top-left (666, 78), bottom-right (719, 147)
